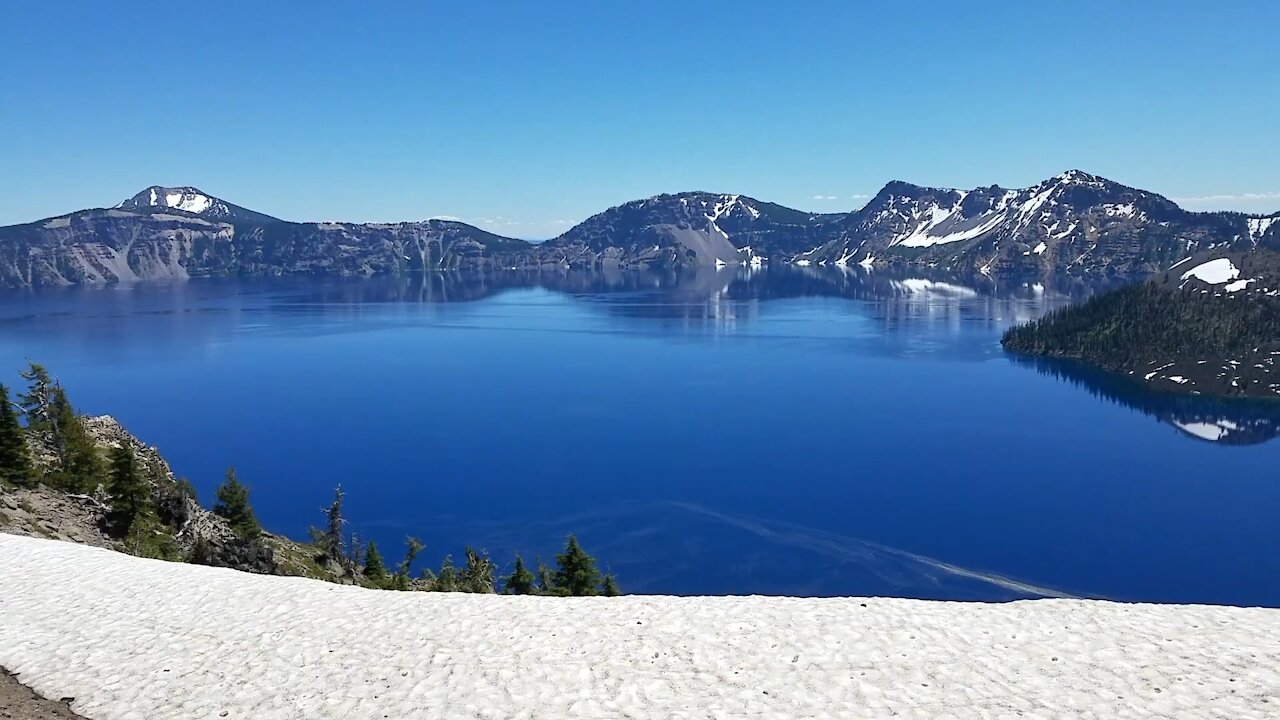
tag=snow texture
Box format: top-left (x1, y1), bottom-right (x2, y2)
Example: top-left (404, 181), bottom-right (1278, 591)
top-left (2, 534), bottom-right (1278, 720)
top-left (1180, 258), bottom-right (1240, 285)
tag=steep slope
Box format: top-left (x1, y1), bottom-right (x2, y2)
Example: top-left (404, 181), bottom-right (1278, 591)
top-left (1002, 248), bottom-right (1280, 398)
top-left (116, 185), bottom-right (281, 224)
top-left (805, 171), bottom-right (1269, 278)
top-left (542, 192), bottom-right (840, 269)
top-left (1, 175), bottom-right (1275, 287)
top-left (0, 188), bottom-right (538, 286)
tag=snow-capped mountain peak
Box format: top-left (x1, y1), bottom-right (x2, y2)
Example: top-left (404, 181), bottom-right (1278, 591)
top-left (116, 186), bottom-right (279, 224)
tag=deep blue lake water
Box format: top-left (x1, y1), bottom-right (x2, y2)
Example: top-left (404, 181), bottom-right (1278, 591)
top-left (1, 267), bottom-right (1277, 606)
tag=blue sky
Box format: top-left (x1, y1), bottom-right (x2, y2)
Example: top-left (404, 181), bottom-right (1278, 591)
top-left (2, 1), bottom-right (1277, 238)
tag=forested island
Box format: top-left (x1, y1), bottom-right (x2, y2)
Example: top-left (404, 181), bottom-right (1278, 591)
top-left (1002, 251), bottom-right (1280, 399)
top-left (0, 363), bottom-right (618, 596)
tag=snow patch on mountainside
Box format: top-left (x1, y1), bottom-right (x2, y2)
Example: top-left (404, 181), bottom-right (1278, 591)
top-left (1248, 217), bottom-right (1277, 243)
top-left (1180, 258), bottom-right (1240, 285)
top-left (164, 190), bottom-right (213, 215)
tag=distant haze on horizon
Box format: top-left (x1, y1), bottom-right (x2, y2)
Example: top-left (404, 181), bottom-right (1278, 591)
top-left (2, 1), bottom-right (1277, 238)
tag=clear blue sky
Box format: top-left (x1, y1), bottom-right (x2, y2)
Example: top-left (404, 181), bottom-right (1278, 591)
top-left (2, 1), bottom-right (1277, 237)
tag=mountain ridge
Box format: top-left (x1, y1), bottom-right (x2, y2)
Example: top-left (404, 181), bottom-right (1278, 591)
top-left (0, 172), bottom-right (1276, 287)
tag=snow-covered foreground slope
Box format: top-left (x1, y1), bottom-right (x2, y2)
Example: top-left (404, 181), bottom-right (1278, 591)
top-left (1, 534), bottom-right (1277, 720)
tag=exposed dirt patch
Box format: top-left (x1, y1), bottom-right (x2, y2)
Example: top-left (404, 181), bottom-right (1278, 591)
top-left (0, 669), bottom-right (89, 720)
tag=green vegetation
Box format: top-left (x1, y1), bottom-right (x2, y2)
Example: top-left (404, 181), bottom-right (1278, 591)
top-left (14, 363), bottom-right (102, 491)
top-left (3, 362), bottom-right (622, 596)
top-left (1002, 281), bottom-right (1280, 377)
top-left (602, 574), bottom-right (621, 597)
top-left (363, 541), bottom-right (387, 581)
top-left (107, 444), bottom-right (148, 537)
top-left (504, 554), bottom-right (535, 595)
top-left (0, 384), bottom-right (32, 484)
top-left (554, 534), bottom-right (603, 596)
top-left (213, 467), bottom-right (262, 540)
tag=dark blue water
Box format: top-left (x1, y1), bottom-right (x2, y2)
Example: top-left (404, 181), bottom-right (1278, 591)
top-left (1, 267), bottom-right (1277, 606)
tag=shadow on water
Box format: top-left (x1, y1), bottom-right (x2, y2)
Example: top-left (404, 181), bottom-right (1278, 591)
top-left (1010, 355), bottom-right (1280, 445)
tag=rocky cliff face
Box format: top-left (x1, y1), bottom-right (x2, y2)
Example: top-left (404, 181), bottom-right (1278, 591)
top-left (2, 415), bottom-right (322, 578)
top-left (1, 175), bottom-right (1275, 287)
top-left (0, 209), bottom-right (545, 287)
top-left (541, 192), bottom-right (840, 268)
top-left (800, 171), bottom-right (1274, 278)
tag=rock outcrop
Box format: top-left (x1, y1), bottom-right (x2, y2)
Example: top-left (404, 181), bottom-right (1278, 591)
top-left (1, 174), bottom-right (1276, 287)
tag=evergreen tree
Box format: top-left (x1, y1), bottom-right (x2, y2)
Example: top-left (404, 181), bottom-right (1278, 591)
top-left (601, 574), bottom-right (621, 597)
top-left (554, 535), bottom-right (602, 596)
top-left (363, 541), bottom-right (387, 580)
top-left (0, 384), bottom-right (33, 484)
top-left (393, 536), bottom-right (424, 590)
top-left (347, 533), bottom-right (363, 570)
top-left (433, 554), bottom-right (459, 592)
top-left (18, 363), bottom-right (57, 439)
top-left (535, 558), bottom-right (558, 595)
top-left (213, 467), bottom-right (261, 540)
top-left (460, 547), bottom-right (495, 593)
top-left (504, 554), bottom-right (535, 595)
top-left (310, 485), bottom-right (346, 568)
top-left (107, 444), bottom-right (149, 537)
top-left (49, 387), bottom-right (102, 493)
top-left (189, 535), bottom-right (215, 565)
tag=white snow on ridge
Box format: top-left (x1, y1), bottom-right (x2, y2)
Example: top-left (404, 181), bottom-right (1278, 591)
top-left (2, 534), bottom-right (1277, 720)
top-left (896, 206), bottom-right (1005, 249)
top-left (1180, 257), bottom-right (1240, 285)
top-left (164, 190), bottom-right (214, 215)
top-left (1247, 217), bottom-right (1276, 243)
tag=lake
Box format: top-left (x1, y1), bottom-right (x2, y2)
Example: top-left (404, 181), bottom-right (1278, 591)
top-left (1, 266), bottom-right (1277, 606)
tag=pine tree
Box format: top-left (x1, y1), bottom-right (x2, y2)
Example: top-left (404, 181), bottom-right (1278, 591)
top-left (601, 574), bottom-right (621, 597)
top-left (460, 547), bottom-right (495, 593)
top-left (433, 554), bottom-right (459, 592)
top-left (107, 444), bottom-right (149, 537)
top-left (363, 541), bottom-right (387, 580)
top-left (18, 363), bottom-right (57, 439)
top-left (393, 536), bottom-right (424, 590)
top-left (189, 535), bottom-right (215, 565)
top-left (535, 558), bottom-right (558, 595)
top-left (504, 554), bottom-right (535, 595)
top-left (310, 485), bottom-right (346, 568)
top-left (49, 387), bottom-right (102, 493)
top-left (554, 535), bottom-right (602, 596)
top-left (213, 467), bottom-right (261, 540)
top-left (0, 384), bottom-right (33, 485)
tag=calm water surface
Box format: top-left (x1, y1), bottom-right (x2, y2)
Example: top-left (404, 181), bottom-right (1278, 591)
top-left (1, 267), bottom-right (1277, 605)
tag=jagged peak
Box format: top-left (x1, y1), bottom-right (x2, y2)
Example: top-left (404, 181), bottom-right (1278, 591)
top-left (1051, 169), bottom-right (1106, 185)
top-left (868, 180), bottom-right (964, 206)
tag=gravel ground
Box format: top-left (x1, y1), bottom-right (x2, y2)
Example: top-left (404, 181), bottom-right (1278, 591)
top-left (0, 669), bottom-right (88, 720)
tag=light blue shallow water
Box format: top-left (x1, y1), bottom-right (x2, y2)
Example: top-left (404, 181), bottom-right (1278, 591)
top-left (1, 268), bottom-right (1276, 605)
